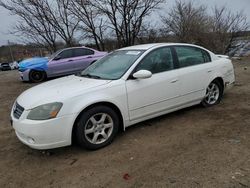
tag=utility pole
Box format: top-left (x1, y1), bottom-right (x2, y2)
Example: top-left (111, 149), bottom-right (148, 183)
top-left (8, 40), bottom-right (14, 62)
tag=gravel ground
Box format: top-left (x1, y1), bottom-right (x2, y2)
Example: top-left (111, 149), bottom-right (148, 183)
top-left (0, 58), bottom-right (250, 188)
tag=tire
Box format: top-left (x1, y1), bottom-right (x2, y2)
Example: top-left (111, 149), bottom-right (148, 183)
top-left (201, 80), bottom-right (223, 107)
top-left (29, 70), bottom-right (46, 83)
top-left (75, 105), bottom-right (119, 150)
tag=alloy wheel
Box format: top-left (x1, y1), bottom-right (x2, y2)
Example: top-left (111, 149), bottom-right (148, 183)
top-left (204, 82), bottom-right (220, 105)
top-left (84, 113), bottom-right (114, 145)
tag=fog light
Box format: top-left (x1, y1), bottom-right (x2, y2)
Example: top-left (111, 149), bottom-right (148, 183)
top-left (27, 137), bottom-right (35, 144)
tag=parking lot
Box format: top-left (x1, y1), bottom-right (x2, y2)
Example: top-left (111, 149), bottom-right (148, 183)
top-left (0, 58), bottom-right (250, 188)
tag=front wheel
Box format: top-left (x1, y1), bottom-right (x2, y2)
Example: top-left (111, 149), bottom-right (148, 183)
top-left (29, 70), bottom-right (46, 83)
top-left (75, 106), bottom-right (119, 150)
top-left (201, 80), bottom-right (223, 107)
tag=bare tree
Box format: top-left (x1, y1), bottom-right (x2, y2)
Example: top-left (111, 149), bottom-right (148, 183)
top-left (161, 0), bottom-right (209, 44)
top-left (0, 0), bottom-right (80, 50)
top-left (39, 0), bottom-right (80, 47)
top-left (209, 6), bottom-right (249, 53)
top-left (0, 0), bottom-right (58, 52)
top-left (137, 23), bottom-right (161, 43)
top-left (92, 0), bottom-right (165, 47)
top-left (69, 0), bottom-right (107, 50)
top-left (161, 0), bottom-right (249, 54)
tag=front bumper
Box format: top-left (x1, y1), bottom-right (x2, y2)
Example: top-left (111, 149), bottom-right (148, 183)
top-left (19, 69), bottom-right (30, 81)
top-left (11, 112), bottom-right (76, 150)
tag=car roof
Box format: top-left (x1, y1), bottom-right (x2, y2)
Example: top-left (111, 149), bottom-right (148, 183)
top-left (117, 43), bottom-right (208, 51)
top-left (62, 46), bottom-right (97, 51)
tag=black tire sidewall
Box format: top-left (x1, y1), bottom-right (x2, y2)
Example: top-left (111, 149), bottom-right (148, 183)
top-left (75, 105), bottom-right (119, 150)
top-left (202, 80), bottom-right (223, 107)
top-left (29, 70), bottom-right (46, 82)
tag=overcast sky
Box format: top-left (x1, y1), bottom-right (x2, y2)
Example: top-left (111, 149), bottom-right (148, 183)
top-left (0, 0), bottom-right (249, 46)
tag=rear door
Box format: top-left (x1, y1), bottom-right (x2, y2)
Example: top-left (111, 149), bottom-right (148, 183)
top-left (173, 46), bottom-right (215, 103)
top-left (72, 48), bottom-right (95, 72)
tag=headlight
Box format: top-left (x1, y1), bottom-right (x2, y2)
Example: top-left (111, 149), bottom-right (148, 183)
top-left (27, 102), bottom-right (63, 120)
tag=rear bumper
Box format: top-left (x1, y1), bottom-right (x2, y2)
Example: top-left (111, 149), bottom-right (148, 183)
top-left (225, 81), bottom-right (235, 90)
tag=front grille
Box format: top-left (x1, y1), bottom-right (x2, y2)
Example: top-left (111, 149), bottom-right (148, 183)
top-left (13, 102), bottom-right (24, 119)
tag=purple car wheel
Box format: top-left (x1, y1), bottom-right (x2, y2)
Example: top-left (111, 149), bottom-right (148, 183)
top-left (29, 70), bottom-right (46, 83)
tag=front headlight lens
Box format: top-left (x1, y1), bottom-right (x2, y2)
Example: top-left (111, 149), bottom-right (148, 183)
top-left (27, 102), bottom-right (63, 120)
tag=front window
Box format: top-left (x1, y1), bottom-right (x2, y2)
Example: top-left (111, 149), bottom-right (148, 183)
top-left (58, 49), bottom-right (74, 59)
top-left (81, 50), bottom-right (144, 80)
top-left (135, 47), bottom-right (174, 74)
top-left (48, 49), bottom-right (63, 60)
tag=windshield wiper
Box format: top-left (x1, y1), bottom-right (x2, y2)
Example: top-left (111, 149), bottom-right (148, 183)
top-left (81, 73), bottom-right (101, 79)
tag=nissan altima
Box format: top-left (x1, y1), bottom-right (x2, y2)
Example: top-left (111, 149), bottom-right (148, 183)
top-left (11, 43), bottom-right (235, 150)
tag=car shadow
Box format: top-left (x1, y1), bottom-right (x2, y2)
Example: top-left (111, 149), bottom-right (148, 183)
top-left (122, 104), bottom-right (202, 133)
top-left (23, 104), bottom-right (204, 157)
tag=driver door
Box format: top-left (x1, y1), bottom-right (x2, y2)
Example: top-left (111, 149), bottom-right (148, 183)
top-left (47, 49), bottom-right (76, 77)
top-left (125, 47), bottom-right (180, 121)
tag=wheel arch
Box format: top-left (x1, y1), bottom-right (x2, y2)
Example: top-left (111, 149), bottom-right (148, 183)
top-left (29, 69), bottom-right (47, 81)
top-left (71, 101), bottom-right (125, 143)
top-left (211, 77), bottom-right (224, 93)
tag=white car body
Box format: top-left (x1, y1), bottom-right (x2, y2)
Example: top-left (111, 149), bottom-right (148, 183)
top-left (11, 43), bottom-right (235, 149)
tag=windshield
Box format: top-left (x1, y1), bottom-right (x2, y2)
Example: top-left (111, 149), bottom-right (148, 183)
top-left (80, 50), bottom-right (145, 80)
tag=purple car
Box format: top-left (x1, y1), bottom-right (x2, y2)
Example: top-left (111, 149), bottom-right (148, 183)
top-left (19, 47), bottom-right (107, 82)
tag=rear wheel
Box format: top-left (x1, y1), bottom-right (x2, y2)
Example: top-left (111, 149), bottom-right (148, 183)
top-left (75, 105), bottom-right (119, 150)
top-left (29, 70), bottom-right (46, 83)
top-left (201, 80), bottom-right (223, 107)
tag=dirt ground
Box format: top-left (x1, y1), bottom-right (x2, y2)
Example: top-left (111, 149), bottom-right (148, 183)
top-left (0, 58), bottom-right (250, 188)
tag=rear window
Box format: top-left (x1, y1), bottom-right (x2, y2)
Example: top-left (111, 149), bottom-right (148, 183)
top-left (175, 46), bottom-right (211, 68)
top-left (73, 48), bottom-right (94, 57)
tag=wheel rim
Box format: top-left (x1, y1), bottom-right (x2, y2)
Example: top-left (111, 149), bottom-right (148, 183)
top-left (31, 71), bottom-right (43, 81)
top-left (84, 113), bottom-right (114, 145)
top-left (205, 83), bottom-right (220, 105)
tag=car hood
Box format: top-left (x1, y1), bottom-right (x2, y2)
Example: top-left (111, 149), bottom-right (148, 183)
top-left (17, 75), bottom-right (112, 109)
top-left (19, 57), bottom-right (48, 72)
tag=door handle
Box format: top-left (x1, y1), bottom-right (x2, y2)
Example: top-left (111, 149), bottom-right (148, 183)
top-left (87, 56), bottom-right (92, 58)
top-left (68, 59), bottom-right (73, 62)
top-left (171, 79), bottom-right (178, 83)
top-left (207, 70), bottom-right (213, 73)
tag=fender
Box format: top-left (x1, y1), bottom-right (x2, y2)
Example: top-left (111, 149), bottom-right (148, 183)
top-left (61, 82), bottom-right (130, 132)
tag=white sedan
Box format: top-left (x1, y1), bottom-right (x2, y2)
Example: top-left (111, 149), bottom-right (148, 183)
top-left (11, 43), bottom-right (235, 150)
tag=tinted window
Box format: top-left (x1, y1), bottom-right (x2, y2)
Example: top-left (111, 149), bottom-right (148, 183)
top-left (136, 47), bottom-right (174, 74)
top-left (201, 50), bottom-right (211, 63)
top-left (59, 49), bottom-right (73, 59)
top-left (73, 48), bottom-right (94, 57)
top-left (84, 49), bottom-right (94, 55)
top-left (175, 46), bottom-right (211, 68)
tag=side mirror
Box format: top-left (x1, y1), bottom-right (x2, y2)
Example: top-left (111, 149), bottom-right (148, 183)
top-left (133, 70), bottom-right (152, 79)
top-left (53, 55), bottom-right (61, 61)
